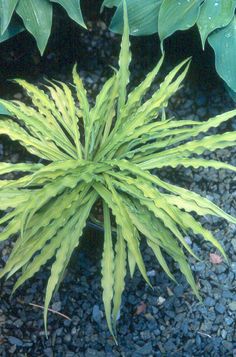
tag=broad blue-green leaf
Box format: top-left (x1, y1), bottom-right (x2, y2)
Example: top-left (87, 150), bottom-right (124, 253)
top-left (16, 0), bottom-right (53, 55)
top-left (0, 0), bottom-right (19, 34)
top-left (197, 0), bottom-right (236, 49)
top-left (158, 0), bottom-right (201, 42)
top-left (50, 0), bottom-right (86, 28)
top-left (110, 0), bottom-right (161, 36)
top-left (0, 21), bottom-right (24, 42)
top-left (208, 15), bottom-right (236, 92)
top-left (0, 103), bottom-right (10, 116)
top-left (102, 0), bottom-right (120, 8)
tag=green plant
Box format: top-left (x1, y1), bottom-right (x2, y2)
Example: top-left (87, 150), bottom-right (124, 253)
top-left (0, 3), bottom-right (236, 340)
top-left (103, 0), bottom-right (236, 97)
top-left (0, 0), bottom-right (85, 54)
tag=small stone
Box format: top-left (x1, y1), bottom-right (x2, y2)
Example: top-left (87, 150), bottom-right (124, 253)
top-left (63, 333), bottom-right (72, 344)
top-left (205, 297), bottom-right (215, 307)
top-left (157, 296), bottom-right (166, 305)
top-left (184, 236), bottom-right (192, 245)
top-left (221, 329), bottom-right (227, 339)
top-left (13, 93), bottom-right (23, 100)
top-left (9, 345), bottom-right (16, 354)
top-left (8, 336), bottom-right (23, 346)
top-left (215, 303), bottom-right (225, 314)
top-left (215, 264), bottom-right (227, 273)
top-left (225, 317), bottom-right (234, 325)
top-left (136, 342), bottom-right (152, 355)
top-left (92, 305), bottom-right (103, 324)
top-left (52, 301), bottom-right (62, 311)
top-left (196, 95), bottom-right (207, 106)
top-left (231, 262), bottom-right (236, 273)
top-left (140, 330), bottom-right (151, 341)
top-left (147, 270), bottom-right (156, 277)
top-left (65, 352), bottom-right (75, 357)
top-left (222, 341), bottom-right (233, 351)
top-left (228, 301), bottom-right (236, 311)
top-left (196, 107), bottom-right (207, 117)
top-left (231, 238), bottom-right (236, 253)
top-left (44, 348), bottom-right (53, 357)
top-left (195, 262), bottom-right (205, 272)
top-left (14, 319), bottom-right (23, 328)
top-left (174, 284), bottom-right (184, 297)
top-left (164, 340), bottom-right (176, 352)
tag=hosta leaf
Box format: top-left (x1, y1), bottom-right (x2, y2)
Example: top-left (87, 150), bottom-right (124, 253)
top-left (178, 256), bottom-right (200, 299)
top-left (0, 19), bottom-right (24, 42)
top-left (0, 0), bottom-right (19, 35)
top-left (117, 55), bottom-right (164, 127)
top-left (117, 0), bottom-right (131, 117)
top-left (50, 0), bottom-right (86, 28)
top-left (128, 248), bottom-right (136, 278)
top-left (108, 160), bottom-right (236, 225)
top-left (133, 109), bottom-right (236, 161)
top-left (0, 215), bottom-right (22, 242)
top-left (0, 99), bottom-right (77, 159)
top-left (11, 230), bottom-right (64, 291)
top-left (90, 75), bottom-right (118, 152)
top-left (113, 175), bottom-right (197, 259)
top-left (98, 58), bottom-right (190, 161)
top-left (16, 0), bottom-right (53, 54)
top-left (20, 164), bottom-right (99, 237)
top-left (43, 81), bottom-right (78, 145)
top-left (154, 131), bottom-right (236, 159)
top-left (158, 0), bottom-right (201, 43)
top-left (101, 202), bottom-right (115, 337)
top-left (171, 204), bottom-right (226, 259)
top-left (157, 179), bottom-right (236, 225)
top-left (140, 157), bottom-right (236, 172)
top-left (0, 162), bottom-right (43, 175)
top-left (0, 189), bottom-right (29, 209)
top-left (112, 226), bottom-right (126, 329)
top-left (197, 0), bottom-right (236, 49)
top-left (102, 0), bottom-right (120, 8)
top-left (72, 66), bottom-right (90, 126)
top-left (208, 15), bottom-right (236, 92)
top-left (147, 240), bottom-right (175, 281)
top-left (0, 118), bottom-right (66, 161)
top-left (123, 196), bottom-right (199, 296)
top-left (124, 198), bottom-right (176, 280)
top-left (106, 177), bottom-right (150, 284)
top-left (3, 187), bottom-right (88, 279)
top-left (94, 181), bottom-right (150, 285)
top-left (109, 0), bottom-right (160, 36)
top-left (44, 192), bottom-right (96, 330)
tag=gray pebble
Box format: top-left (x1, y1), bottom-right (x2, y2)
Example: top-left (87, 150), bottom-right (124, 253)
top-left (92, 305), bottom-right (103, 324)
top-left (231, 238), bottom-right (236, 253)
top-left (135, 342), bottom-right (152, 355)
top-left (44, 348), bottom-right (53, 357)
top-left (228, 301), bottom-right (236, 311)
top-left (63, 333), bottom-right (72, 344)
top-left (8, 336), bottom-right (23, 346)
top-left (225, 317), bottom-right (234, 325)
top-left (140, 330), bottom-right (151, 341)
top-left (215, 303), bottom-right (225, 314)
top-left (204, 297), bottom-right (215, 307)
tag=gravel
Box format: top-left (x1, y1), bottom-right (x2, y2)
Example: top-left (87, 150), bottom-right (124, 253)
top-left (0, 18), bottom-right (236, 357)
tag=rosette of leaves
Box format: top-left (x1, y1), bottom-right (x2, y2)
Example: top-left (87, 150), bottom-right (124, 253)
top-left (103, 0), bottom-right (236, 97)
top-left (0, 4), bottom-right (236, 339)
top-left (0, 0), bottom-right (85, 54)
